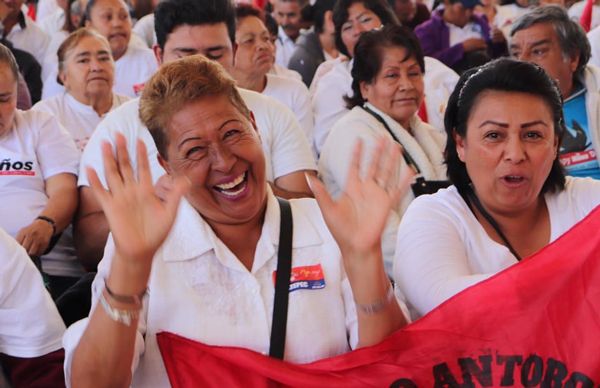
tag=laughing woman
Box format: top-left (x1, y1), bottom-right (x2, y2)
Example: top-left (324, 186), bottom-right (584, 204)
top-left (64, 55), bottom-right (412, 387)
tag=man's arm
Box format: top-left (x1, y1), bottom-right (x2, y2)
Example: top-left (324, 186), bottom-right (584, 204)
top-left (74, 187), bottom-right (109, 272)
top-left (271, 170), bottom-right (316, 199)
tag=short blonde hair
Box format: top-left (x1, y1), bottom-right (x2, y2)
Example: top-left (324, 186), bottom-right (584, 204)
top-left (139, 55), bottom-right (251, 158)
top-left (57, 28), bottom-right (112, 84)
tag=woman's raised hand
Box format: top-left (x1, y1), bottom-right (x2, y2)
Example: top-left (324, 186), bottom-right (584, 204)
top-left (87, 133), bottom-right (189, 266)
top-left (308, 138), bottom-right (414, 260)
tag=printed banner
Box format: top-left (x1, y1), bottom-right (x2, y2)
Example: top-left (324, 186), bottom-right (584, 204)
top-left (158, 206), bottom-right (600, 387)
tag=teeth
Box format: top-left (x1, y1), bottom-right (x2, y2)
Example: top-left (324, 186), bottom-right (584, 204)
top-left (219, 185), bottom-right (246, 197)
top-left (215, 172), bottom-right (246, 190)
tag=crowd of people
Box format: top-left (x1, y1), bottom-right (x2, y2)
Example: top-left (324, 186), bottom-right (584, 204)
top-left (1, 0), bottom-right (600, 385)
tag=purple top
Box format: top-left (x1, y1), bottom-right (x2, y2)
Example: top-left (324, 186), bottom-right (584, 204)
top-left (414, 9), bottom-right (507, 67)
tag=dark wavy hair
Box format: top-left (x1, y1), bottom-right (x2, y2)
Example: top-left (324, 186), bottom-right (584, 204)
top-left (345, 24), bottom-right (424, 109)
top-left (332, 0), bottom-right (398, 57)
top-left (444, 58), bottom-right (566, 194)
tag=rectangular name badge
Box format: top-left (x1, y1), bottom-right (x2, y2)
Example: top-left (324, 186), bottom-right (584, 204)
top-left (273, 264), bottom-right (326, 293)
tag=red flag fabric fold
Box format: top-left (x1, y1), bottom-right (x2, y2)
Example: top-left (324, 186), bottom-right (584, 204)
top-left (158, 205), bottom-right (600, 387)
top-left (580, 0), bottom-right (595, 32)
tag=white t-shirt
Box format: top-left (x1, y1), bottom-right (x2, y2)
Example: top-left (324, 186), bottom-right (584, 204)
top-left (447, 21), bottom-right (486, 47)
top-left (312, 56), bottom-right (457, 155)
top-left (35, 0), bottom-right (59, 22)
top-left (63, 192), bottom-right (359, 387)
top-left (0, 227), bottom-right (65, 357)
top-left (0, 110), bottom-right (80, 276)
top-left (78, 89), bottom-right (316, 188)
top-left (5, 13), bottom-right (50, 67)
top-left (393, 177), bottom-right (600, 319)
top-left (132, 13), bottom-right (156, 48)
top-left (569, 1), bottom-right (600, 31)
top-left (33, 92), bottom-right (131, 152)
top-left (588, 26), bottom-right (600, 68)
top-left (41, 30), bottom-right (68, 82)
top-left (319, 103), bottom-right (446, 273)
top-left (42, 41), bottom-right (158, 99)
top-left (496, 3), bottom-right (531, 36)
top-left (263, 73), bottom-right (314, 146)
top-left (37, 9), bottom-right (64, 36)
top-left (268, 64), bottom-right (302, 82)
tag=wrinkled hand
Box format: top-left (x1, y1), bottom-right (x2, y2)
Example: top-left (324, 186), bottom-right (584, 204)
top-left (16, 219), bottom-right (53, 256)
top-left (87, 133), bottom-right (189, 266)
top-left (462, 38), bottom-right (487, 52)
top-left (308, 138), bottom-right (414, 258)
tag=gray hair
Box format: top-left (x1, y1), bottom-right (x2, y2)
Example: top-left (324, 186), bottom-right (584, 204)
top-left (510, 5), bottom-right (591, 79)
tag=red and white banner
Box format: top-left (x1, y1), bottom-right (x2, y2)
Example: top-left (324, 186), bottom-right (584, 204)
top-left (158, 206), bottom-right (600, 387)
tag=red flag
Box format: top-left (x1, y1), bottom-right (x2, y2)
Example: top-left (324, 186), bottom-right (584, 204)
top-left (158, 206), bottom-right (600, 387)
top-left (581, 0), bottom-right (595, 32)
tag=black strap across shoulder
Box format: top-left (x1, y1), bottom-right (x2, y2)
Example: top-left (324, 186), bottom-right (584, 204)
top-left (361, 105), bottom-right (450, 197)
top-left (457, 185), bottom-right (522, 261)
top-left (361, 105), bottom-right (421, 173)
top-left (269, 197), bottom-right (293, 359)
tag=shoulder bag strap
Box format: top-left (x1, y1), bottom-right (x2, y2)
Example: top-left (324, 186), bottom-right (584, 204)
top-left (457, 185), bottom-right (522, 261)
top-left (269, 197), bottom-right (293, 359)
top-left (361, 105), bottom-right (421, 174)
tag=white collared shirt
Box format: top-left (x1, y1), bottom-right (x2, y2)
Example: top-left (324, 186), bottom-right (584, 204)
top-left (275, 26), bottom-right (297, 68)
top-left (63, 192), bottom-right (358, 387)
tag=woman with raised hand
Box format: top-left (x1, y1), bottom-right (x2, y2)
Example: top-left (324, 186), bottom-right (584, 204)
top-left (394, 58), bottom-right (600, 319)
top-left (64, 54), bottom-right (412, 387)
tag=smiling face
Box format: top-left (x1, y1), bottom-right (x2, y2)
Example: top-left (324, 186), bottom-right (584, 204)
top-left (156, 23), bottom-right (234, 73)
top-left (159, 94), bottom-right (267, 227)
top-left (86, 0), bottom-right (132, 60)
top-left (455, 90), bottom-right (558, 216)
top-left (60, 35), bottom-right (115, 102)
top-left (510, 22), bottom-right (578, 98)
top-left (234, 15), bottom-right (275, 78)
top-left (360, 46), bottom-right (424, 129)
top-left (340, 2), bottom-right (383, 57)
